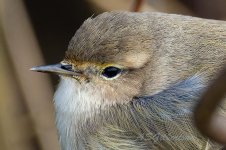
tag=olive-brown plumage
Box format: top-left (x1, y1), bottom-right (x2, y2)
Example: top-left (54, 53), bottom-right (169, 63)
top-left (31, 12), bottom-right (226, 149)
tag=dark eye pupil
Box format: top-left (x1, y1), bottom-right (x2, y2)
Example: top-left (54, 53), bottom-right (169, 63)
top-left (102, 66), bottom-right (121, 78)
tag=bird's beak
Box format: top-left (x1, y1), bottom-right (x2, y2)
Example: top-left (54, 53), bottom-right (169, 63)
top-left (30, 63), bottom-right (82, 76)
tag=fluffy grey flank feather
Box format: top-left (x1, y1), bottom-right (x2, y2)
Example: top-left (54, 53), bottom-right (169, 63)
top-left (91, 76), bottom-right (223, 149)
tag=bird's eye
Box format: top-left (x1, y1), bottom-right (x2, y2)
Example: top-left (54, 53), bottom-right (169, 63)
top-left (102, 66), bottom-right (122, 79)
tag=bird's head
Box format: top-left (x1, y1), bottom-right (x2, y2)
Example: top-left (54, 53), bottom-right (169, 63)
top-left (31, 12), bottom-right (154, 108)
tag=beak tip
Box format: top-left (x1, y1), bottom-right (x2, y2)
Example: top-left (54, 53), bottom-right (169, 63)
top-left (30, 67), bottom-right (38, 71)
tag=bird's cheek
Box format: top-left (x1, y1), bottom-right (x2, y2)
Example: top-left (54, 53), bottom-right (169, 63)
top-left (101, 82), bottom-right (135, 103)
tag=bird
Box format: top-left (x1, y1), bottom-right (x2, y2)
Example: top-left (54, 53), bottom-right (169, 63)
top-left (31, 12), bottom-right (226, 149)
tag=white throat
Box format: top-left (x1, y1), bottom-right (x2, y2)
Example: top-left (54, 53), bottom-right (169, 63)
top-left (54, 77), bottom-right (103, 114)
top-left (53, 77), bottom-right (104, 150)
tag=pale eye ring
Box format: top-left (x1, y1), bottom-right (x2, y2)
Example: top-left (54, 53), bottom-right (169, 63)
top-left (101, 66), bottom-right (122, 79)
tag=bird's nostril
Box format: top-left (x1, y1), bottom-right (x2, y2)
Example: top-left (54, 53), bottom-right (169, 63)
top-left (61, 64), bottom-right (73, 71)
